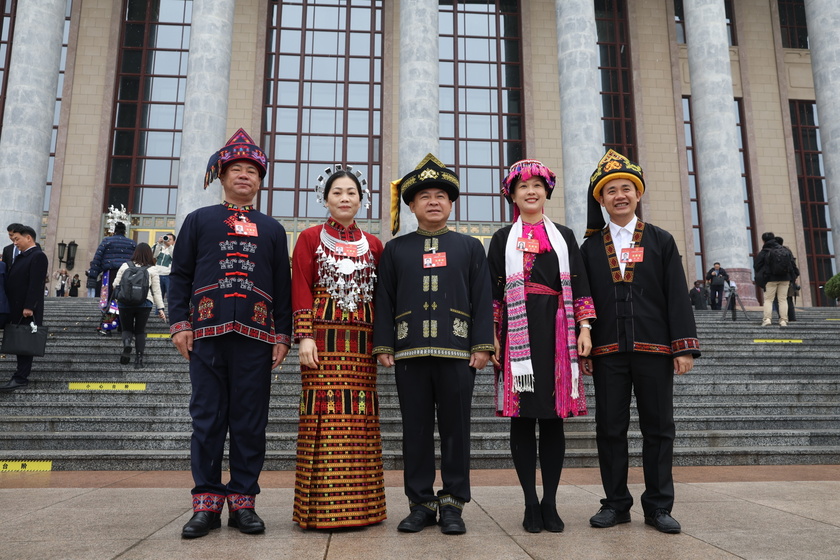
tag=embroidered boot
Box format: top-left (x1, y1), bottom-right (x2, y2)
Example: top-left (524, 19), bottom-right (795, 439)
top-left (227, 494), bottom-right (264, 534)
top-left (182, 493), bottom-right (224, 539)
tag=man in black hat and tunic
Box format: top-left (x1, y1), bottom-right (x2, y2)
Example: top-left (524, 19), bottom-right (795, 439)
top-left (579, 150), bottom-right (700, 534)
top-left (169, 129), bottom-right (292, 538)
top-left (373, 154), bottom-right (494, 535)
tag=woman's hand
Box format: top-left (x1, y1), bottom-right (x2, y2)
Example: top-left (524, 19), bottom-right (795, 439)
top-left (491, 332), bottom-right (501, 368)
top-left (299, 337), bottom-right (319, 369)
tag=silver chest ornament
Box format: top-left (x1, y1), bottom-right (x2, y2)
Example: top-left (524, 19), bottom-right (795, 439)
top-left (316, 227), bottom-right (376, 313)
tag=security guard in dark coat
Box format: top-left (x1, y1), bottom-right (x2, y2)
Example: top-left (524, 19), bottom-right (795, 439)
top-left (170, 129), bottom-right (292, 539)
top-left (373, 154), bottom-right (494, 535)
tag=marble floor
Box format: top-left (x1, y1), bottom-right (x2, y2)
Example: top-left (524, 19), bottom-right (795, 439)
top-left (2, 465), bottom-right (839, 560)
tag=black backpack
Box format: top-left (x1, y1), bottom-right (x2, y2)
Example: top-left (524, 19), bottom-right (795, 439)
top-left (117, 262), bottom-right (150, 306)
top-left (768, 245), bottom-right (793, 276)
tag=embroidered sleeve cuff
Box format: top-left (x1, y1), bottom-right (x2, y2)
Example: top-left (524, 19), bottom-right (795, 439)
top-left (372, 346), bottom-right (394, 356)
top-left (293, 309), bottom-right (314, 341)
top-left (493, 300), bottom-right (503, 324)
top-left (471, 343), bottom-right (496, 354)
top-left (671, 337), bottom-right (700, 355)
top-left (275, 333), bottom-right (292, 347)
top-left (573, 297), bottom-right (597, 323)
top-left (170, 321), bottom-right (192, 336)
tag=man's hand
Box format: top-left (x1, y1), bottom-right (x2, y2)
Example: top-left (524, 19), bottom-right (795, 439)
top-left (272, 343), bottom-right (290, 370)
top-left (22, 308), bottom-right (33, 318)
top-left (470, 351), bottom-right (490, 370)
top-left (172, 330), bottom-right (193, 361)
top-left (377, 353), bottom-right (395, 367)
top-left (673, 354), bottom-right (694, 375)
top-left (298, 338), bottom-right (319, 369)
top-left (580, 357), bottom-right (594, 376)
top-left (577, 328), bottom-right (592, 357)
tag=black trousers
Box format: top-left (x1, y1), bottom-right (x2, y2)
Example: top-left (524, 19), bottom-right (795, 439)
top-left (592, 352), bottom-right (675, 515)
top-left (13, 354), bottom-right (33, 384)
top-left (710, 284), bottom-right (725, 309)
top-left (189, 333), bottom-right (272, 497)
top-left (395, 356), bottom-right (475, 508)
top-left (118, 305), bottom-right (151, 354)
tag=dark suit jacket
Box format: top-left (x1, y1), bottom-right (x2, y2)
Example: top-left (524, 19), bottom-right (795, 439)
top-left (2, 243), bottom-right (15, 266)
top-left (6, 245), bottom-right (48, 325)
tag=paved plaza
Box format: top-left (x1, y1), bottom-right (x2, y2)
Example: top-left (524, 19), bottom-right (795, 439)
top-left (2, 465), bottom-right (840, 559)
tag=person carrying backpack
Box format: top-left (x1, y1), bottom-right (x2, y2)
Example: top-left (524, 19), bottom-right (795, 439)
top-left (754, 231), bottom-right (793, 327)
top-left (113, 243), bottom-right (165, 368)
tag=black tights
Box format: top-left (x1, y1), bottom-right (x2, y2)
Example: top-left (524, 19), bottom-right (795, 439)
top-left (118, 306), bottom-right (152, 354)
top-left (510, 417), bottom-right (566, 505)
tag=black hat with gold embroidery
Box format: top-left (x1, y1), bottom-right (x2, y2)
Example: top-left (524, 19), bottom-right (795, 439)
top-left (389, 153), bottom-right (460, 234)
top-left (585, 149), bottom-right (646, 237)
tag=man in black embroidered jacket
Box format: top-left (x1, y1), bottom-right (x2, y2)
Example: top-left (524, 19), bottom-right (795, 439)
top-left (373, 154), bottom-right (494, 535)
top-left (580, 150), bottom-right (700, 535)
top-left (170, 129), bottom-right (292, 539)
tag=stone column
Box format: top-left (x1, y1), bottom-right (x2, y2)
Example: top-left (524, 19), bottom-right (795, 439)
top-left (0, 0), bottom-right (66, 234)
top-left (805, 0), bottom-right (840, 271)
top-left (556, 0), bottom-right (603, 239)
top-left (397, 0), bottom-right (440, 234)
top-left (684, 0), bottom-right (756, 303)
top-left (175, 0), bottom-right (236, 232)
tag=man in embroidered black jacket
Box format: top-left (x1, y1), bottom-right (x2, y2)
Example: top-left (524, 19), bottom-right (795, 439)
top-left (169, 129), bottom-right (292, 539)
top-left (579, 150), bottom-right (700, 535)
top-left (372, 154), bottom-right (494, 535)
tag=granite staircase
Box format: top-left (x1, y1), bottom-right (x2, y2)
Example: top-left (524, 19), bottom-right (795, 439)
top-left (1, 298), bottom-right (839, 470)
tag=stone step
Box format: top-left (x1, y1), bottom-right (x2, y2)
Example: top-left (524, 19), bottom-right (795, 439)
top-left (4, 414), bottom-right (839, 434)
top-left (4, 428), bottom-right (840, 453)
top-left (3, 445), bottom-right (839, 471)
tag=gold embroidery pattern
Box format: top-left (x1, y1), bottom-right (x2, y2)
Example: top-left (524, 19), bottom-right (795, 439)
top-left (453, 318), bottom-right (469, 338)
top-left (397, 321), bottom-right (408, 340)
top-left (423, 276), bottom-right (430, 292)
top-left (419, 168), bottom-right (439, 181)
top-left (422, 320), bottom-right (438, 338)
top-left (431, 276), bottom-right (439, 292)
top-left (424, 237), bottom-right (440, 252)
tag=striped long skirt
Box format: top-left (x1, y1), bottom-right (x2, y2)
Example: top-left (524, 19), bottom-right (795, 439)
top-left (293, 321), bottom-right (387, 529)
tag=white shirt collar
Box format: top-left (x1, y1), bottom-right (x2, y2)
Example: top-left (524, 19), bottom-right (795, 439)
top-left (608, 216), bottom-right (638, 246)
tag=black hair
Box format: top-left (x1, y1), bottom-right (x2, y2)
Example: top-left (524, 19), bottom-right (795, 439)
top-left (6, 222), bottom-right (23, 233)
top-left (775, 236), bottom-right (784, 245)
top-left (323, 170), bottom-right (363, 200)
top-left (761, 232), bottom-right (775, 243)
top-left (114, 222), bottom-right (127, 234)
top-left (10, 224), bottom-right (37, 239)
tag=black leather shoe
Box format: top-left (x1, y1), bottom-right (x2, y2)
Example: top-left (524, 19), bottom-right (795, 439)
top-left (397, 509), bottom-right (437, 533)
top-left (438, 507), bottom-right (466, 535)
top-left (540, 501), bottom-right (564, 533)
top-left (228, 508), bottom-right (265, 534)
top-left (0, 379), bottom-right (28, 392)
top-left (522, 503), bottom-right (543, 533)
top-left (644, 509), bottom-right (681, 534)
top-left (181, 511), bottom-right (221, 538)
top-left (589, 506), bottom-right (631, 528)
top-left (120, 343), bottom-right (132, 365)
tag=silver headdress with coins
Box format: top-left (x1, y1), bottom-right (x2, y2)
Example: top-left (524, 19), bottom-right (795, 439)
top-left (106, 205), bottom-right (130, 234)
top-left (314, 164), bottom-right (372, 209)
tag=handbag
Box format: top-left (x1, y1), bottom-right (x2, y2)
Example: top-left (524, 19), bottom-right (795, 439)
top-left (2, 320), bottom-right (49, 357)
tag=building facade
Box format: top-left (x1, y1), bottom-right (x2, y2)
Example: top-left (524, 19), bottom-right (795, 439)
top-left (0, 0), bottom-right (836, 306)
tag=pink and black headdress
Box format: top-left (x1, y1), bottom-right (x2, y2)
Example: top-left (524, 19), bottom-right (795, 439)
top-left (501, 159), bottom-right (557, 221)
top-left (204, 128), bottom-right (268, 189)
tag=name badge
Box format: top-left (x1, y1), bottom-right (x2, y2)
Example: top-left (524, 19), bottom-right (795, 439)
top-left (335, 242), bottom-right (357, 257)
top-left (516, 237), bottom-right (540, 253)
top-left (423, 252), bottom-right (447, 268)
top-left (619, 247), bottom-right (644, 263)
top-left (232, 221), bottom-right (259, 237)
